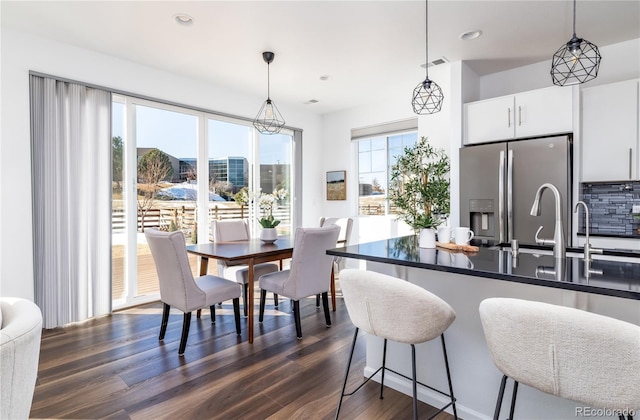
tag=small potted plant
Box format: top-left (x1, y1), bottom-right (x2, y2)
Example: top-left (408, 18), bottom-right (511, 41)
top-left (388, 136), bottom-right (450, 248)
top-left (258, 188), bottom-right (288, 243)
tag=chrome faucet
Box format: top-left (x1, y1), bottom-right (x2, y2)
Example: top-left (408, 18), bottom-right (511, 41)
top-left (574, 200), bottom-right (602, 261)
top-left (530, 183), bottom-right (565, 259)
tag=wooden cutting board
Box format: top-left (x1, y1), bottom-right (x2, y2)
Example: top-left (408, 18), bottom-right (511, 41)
top-left (436, 241), bottom-right (480, 253)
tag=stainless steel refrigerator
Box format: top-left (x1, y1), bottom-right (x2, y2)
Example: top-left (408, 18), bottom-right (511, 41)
top-left (459, 135), bottom-right (573, 246)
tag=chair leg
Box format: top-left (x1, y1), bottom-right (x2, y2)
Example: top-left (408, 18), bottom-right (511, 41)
top-left (493, 375), bottom-right (508, 420)
top-left (411, 344), bottom-right (418, 420)
top-left (210, 305), bottom-right (216, 324)
top-left (321, 292), bottom-right (331, 326)
top-left (335, 327), bottom-right (359, 420)
top-left (243, 283), bottom-right (249, 317)
top-left (274, 293), bottom-right (279, 308)
top-left (178, 312), bottom-right (192, 356)
top-left (380, 339), bottom-right (388, 399)
top-left (196, 308), bottom-right (201, 319)
top-left (233, 298), bottom-right (241, 335)
top-left (508, 380), bottom-right (519, 420)
top-left (259, 289), bottom-right (267, 322)
top-left (441, 334), bottom-right (458, 419)
top-left (159, 303), bottom-right (170, 340)
top-left (331, 265), bottom-right (337, 311)
top-left (316, 294), bottom-right (321, 308)
top-left (293, 300), bottom-right (302, 339)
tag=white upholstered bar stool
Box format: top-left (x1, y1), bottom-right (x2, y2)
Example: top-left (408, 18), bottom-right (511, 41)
top-left (479, 298), bottom-right (640, 420)
top-left (212, 219), bottom-right (280, 316)
top-left (336, 269), bottom-right (458, 420)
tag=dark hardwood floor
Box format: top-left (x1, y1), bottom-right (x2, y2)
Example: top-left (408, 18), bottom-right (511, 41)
top-left (32, 294), bottom-right (454, 419)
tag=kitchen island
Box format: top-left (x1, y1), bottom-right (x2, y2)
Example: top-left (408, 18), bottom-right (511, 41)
top-left (328, 236), bottom-right (640, 420)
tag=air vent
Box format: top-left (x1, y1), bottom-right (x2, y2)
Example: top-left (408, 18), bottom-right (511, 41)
top-left (420, 57), bottom-right (449, 68)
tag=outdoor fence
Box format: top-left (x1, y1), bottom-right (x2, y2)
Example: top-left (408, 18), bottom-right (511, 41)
top-left (112, 204), bottom-right (290, 233)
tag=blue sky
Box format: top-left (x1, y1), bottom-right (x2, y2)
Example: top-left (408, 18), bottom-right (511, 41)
top-left (112, 102), bottom-right (290, 164)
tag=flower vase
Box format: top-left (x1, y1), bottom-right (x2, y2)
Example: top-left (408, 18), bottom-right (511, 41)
top-left (260, 228), bottom-right (278, 244)
top-left (418, 228), bottom-right (436, 248)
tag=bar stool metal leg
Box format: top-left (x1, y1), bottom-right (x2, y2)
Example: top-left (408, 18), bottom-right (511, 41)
top-left (441, 334), bottom-right (458, 419)
top-left (335, 327), bottom-right (360, 420)
top-left (380, 339), bottom-right (388, 399)
top-left (508, 380), bottom-right (519, 420)
top-left (493, 375), bottom-right (508, 420)
top-left (411, 344), bottom-right (418, 420)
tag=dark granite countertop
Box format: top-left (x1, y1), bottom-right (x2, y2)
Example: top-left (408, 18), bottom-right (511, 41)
top-left (328, 236), bottom-right (640, 301)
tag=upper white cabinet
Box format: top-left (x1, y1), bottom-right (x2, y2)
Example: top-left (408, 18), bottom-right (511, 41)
top-left (464, 86), bottom-right (573, 145)
top-left (582, 79), bottom-right (639, 182)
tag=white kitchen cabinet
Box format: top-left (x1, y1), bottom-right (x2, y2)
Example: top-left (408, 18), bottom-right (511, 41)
top-left (464, 86), bottom-right (573, 145)
top-left (582, 79), bottom-right (639, 182)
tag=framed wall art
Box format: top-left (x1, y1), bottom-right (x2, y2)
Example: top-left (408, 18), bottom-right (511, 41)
top-left (326, 170), bottom-right (346, 200)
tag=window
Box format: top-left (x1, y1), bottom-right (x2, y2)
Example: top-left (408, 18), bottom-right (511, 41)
top-left (357, 131), bottom-right (417, 215)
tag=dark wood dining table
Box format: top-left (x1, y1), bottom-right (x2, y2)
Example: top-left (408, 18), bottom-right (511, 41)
top-left (186, 237), bottom-right (294, 343)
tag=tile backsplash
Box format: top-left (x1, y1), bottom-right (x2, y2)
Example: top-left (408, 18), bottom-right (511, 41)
top-left (580, 181), bottom-right (640, 237)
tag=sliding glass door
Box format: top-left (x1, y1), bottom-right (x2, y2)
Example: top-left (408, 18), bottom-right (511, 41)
top-left (112, 97), bottom-right (296, 309)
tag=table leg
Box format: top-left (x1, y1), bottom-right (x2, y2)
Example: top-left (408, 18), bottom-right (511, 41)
top-left (248, 257), bottom-right (255, 343)
top-left (331, 264), bottom-right (336, 312)
top-left (196, 257), bottom-right (210, 319)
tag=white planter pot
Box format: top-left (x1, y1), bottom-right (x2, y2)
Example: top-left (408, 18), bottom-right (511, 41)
top-left (260, 227), bottom-right (278, 243)
top-left (418, 228), bottom-right (436, 248)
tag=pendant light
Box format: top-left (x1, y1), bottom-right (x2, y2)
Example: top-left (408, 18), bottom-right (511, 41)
top-left (412, 0), bottom-right (443, 114)
top-left (550, 0), bottom-right (601, 86)
top-left (253, 51), bottom-right (286, 135)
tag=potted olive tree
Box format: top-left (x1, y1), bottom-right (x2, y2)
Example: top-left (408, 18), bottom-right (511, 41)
top-left (388, 136), bottom-right (450, 248)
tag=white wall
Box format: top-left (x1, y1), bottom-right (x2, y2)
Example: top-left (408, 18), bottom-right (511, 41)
top-left (0, 28), bottom-right (323, 300)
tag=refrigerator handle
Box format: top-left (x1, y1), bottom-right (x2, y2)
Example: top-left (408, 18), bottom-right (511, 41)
top-left (499, 150), bottom-right (505, 243)
top-left (507, 149), bottom-right (514, 241)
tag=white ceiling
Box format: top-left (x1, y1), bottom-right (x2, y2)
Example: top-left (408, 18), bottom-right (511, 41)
top-left (2, 1), bottom-right (639, 115)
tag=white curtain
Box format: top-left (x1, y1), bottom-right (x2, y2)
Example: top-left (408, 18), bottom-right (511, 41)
top-left (30, 75), bottom-right (112, 328)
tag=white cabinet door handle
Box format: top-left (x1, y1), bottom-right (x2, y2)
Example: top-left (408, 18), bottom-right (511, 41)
top-left (508, 108), bottom-right (511, 128)
top-left (630, 148), bottom-right (634, 179)
top-left (518, 106), bottom-right (522, 126)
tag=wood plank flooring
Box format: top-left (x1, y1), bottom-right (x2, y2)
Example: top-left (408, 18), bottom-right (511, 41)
top-left (32, 294), bottom-right (455, 419)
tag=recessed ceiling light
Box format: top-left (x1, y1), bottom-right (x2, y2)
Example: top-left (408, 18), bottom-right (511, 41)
top-left (319, 75), bottom-right (330, 81)
top-left (304, 99), bottom-right (319, 105)
top-left (174, 14), bottom-right (194, 26)
top-left (460, 30), bottom-right (482, 41)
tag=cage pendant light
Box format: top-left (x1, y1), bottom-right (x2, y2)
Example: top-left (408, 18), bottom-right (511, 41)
top-left (550, 0), bottom-right (601, 86)
top-left (412, 0), bottom-right (443, 114)
top-left (253, 51), bottom-right (286, 135)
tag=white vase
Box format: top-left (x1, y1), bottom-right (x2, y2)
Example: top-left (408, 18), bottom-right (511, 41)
top-left (418, 228), bottom-right (436, 248)
top-left (260, 227), bottom-right (278, 243)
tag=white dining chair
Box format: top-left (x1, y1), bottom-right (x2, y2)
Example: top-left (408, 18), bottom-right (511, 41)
top-left (318, 216), bottom-right (353, 310)
top-left (258, 225), bottom-right (340, 339)
top-left (145, 229), bottom-right (242, 355)
top-left (212, 219), bottom-right (280, 316)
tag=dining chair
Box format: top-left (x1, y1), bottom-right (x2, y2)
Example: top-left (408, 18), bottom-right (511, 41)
top-left (479, 298), bottom-right (640, 419)
top-left (318, 216), bottom-right (353, 310)
top-left (258, 225), bottom-right (341, 339)
top-left (212, 219), bottom-right (280, 316)
top-left (144, 229), bottom-right (242, 355)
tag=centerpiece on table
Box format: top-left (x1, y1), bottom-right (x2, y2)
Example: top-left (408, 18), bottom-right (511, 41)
top-left (258, 188), bottom-right (288, 243)
top-left (388, 136), bottom-right (450, 248)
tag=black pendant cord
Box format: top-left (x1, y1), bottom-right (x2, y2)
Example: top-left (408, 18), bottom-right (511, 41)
top-left (267, 62), bottom-right (271, 101)
top-left (424, 0), bottom-right (429, 80)
top-left (572, 0), bottom-right (577, 38)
